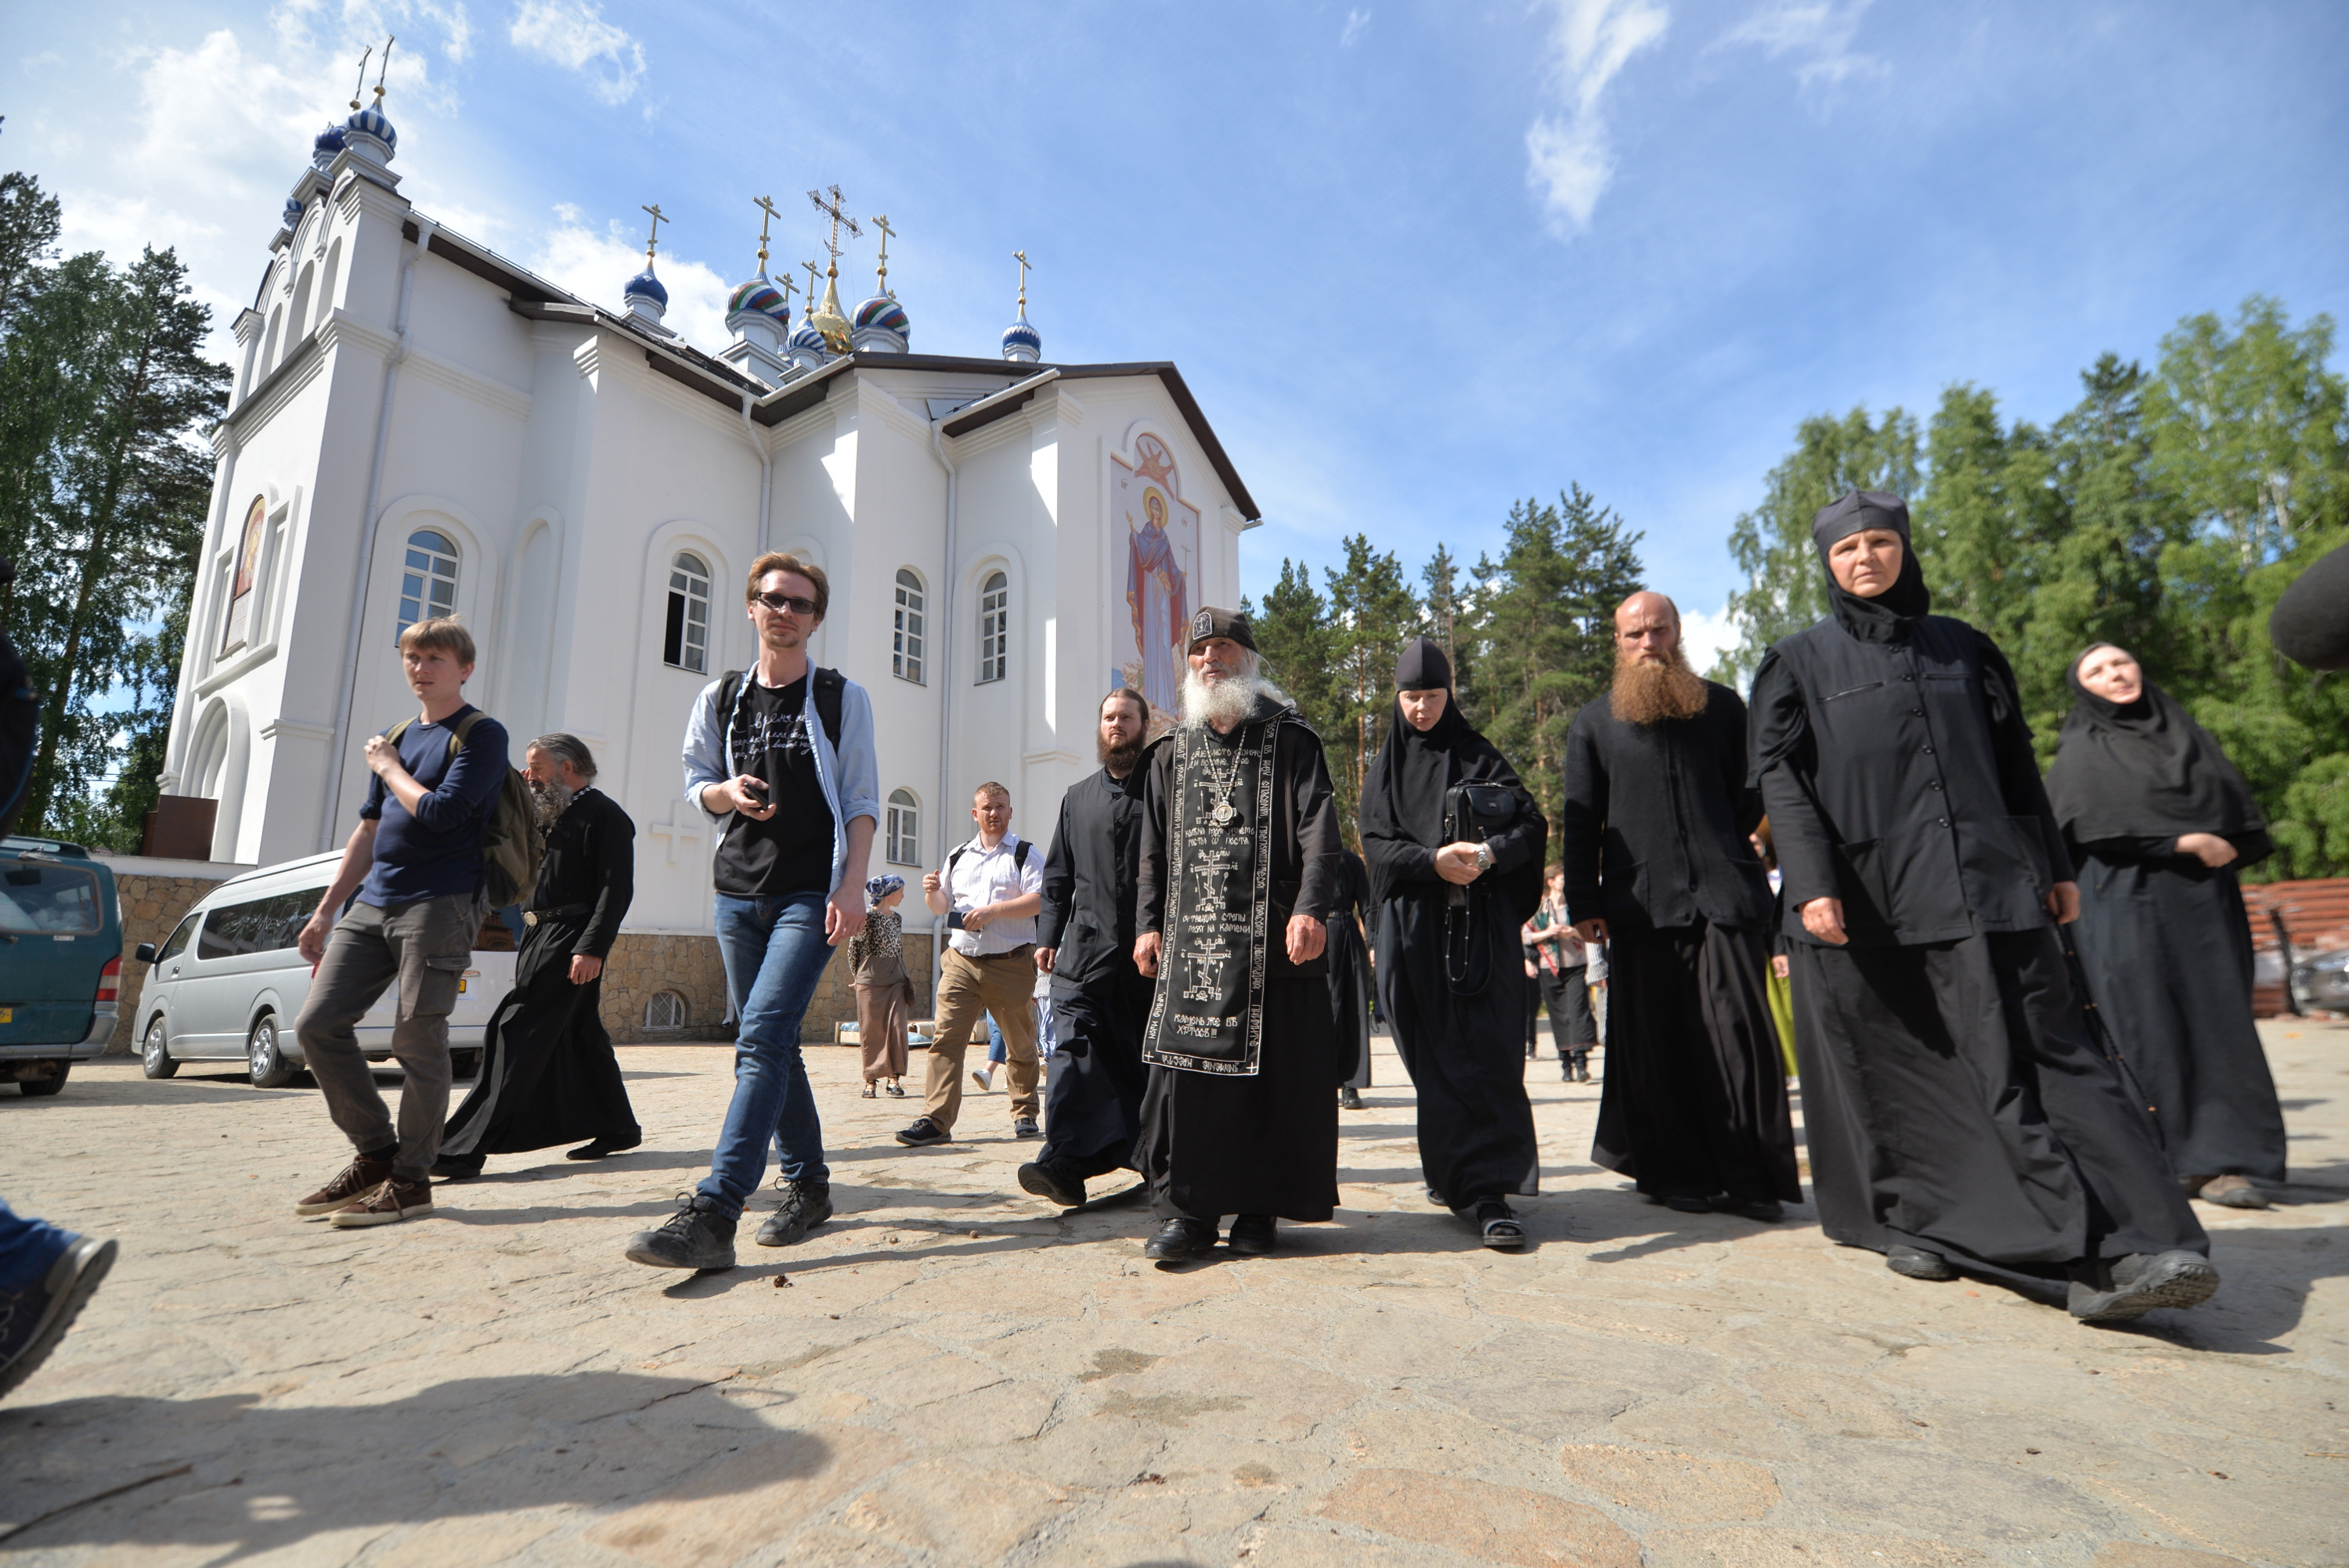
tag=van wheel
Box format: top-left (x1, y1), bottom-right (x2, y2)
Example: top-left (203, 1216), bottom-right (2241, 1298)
top-left (247, 1015), bottom-right (299, 1088)
top-left (142, 1018), bottom-right (180, 1080)
top-left (20, 1064), bottom-right (68, 1097)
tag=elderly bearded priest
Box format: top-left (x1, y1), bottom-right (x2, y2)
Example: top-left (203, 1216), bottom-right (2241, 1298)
top-left (1131, 608), bottom-right (1344, 1261)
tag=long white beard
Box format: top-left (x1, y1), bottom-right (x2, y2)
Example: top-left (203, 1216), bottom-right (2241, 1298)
top-left (529, 777), bottom-right (577, 826)
top-left (1179, 667), bottom-right (1286, 731)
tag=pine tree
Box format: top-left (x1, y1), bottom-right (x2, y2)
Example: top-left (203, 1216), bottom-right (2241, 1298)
top-left (1322, 535), bottom-right (1419, 843)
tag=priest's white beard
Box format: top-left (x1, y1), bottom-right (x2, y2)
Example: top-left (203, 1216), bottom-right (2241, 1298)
top-left (529, 777), bottom-right (578, 826)
top-left (1179, 660), bottom-right (1290, 732)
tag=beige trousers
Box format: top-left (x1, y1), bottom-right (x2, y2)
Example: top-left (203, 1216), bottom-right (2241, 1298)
top-left (922, 946), bottom-right (1041, 1130)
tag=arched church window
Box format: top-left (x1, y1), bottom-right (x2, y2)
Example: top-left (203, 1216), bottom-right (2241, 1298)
top-left (665, 551), bottom-right (712, 673)
top-left (397, 529), bottom-right (459, 641)
top-left (893, 569), bottom-right (926, 684)
top-left (260, 305), bottom-right (283, 377)
top-left (976, 571), bottom-right (1009, 684)
top-left (886, 789), bottom-right (921, 866)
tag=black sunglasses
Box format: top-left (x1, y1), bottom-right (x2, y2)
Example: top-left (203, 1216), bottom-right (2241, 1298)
top-left (752, 591), bottom-right (818, 615)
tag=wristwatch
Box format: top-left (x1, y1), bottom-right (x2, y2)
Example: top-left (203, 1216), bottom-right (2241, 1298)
top-left (1473, 842), bottom-right (1496, 873)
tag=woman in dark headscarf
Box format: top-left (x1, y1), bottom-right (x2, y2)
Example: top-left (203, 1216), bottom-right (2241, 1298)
top-left (2048, 643), bottom-right (2286, 1208)
top-left (1748, 491), bottom-right (2215, 1323)
top-left (1359, 637), bottom-right (1548, 1247)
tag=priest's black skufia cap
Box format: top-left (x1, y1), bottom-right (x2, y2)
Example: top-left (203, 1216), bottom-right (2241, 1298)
top-left (2271, 540), bottom-right (2349, 671)
top-left (1812, 489), bottom-right (1912, 550)
top-left (1187, 606), bottom-right (1257, 654)
top-left (1395, 636), bottom-right (1452, 691)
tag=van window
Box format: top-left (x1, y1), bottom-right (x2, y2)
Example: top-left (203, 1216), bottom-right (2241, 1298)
top-left (197, 888), bottom-right (322, 960)
top-left (158, 914), bottom-right (200, 961)
top-left (0, 863), bottom-right (103, 935)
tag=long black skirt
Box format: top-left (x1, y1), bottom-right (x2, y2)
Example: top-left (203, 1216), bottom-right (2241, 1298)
top-left (1594, 921), bottom-right (1801, 1204)
top-left (1377, 893), bottom-right (1540, 1205)
top-left (1792, 926), bottom-right (2206, 1278)
top-left (1037, 968), bottom-right (1153, 1181)
top-left (2070, 851), bottom-right (2287, 1184)
top-left (1135, 977), bottom-right (1339, 1222)
top-left (440, 920), bottom-right (638, 1159)
top-left (1329, 917), bottom-right (1372, 1088)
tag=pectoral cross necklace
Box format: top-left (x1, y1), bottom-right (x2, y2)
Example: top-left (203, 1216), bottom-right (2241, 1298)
top-left (1197, 737), bottom-right (1244, 828)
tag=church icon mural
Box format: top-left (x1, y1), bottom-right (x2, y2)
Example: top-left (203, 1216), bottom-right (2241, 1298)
top-left (1114, 433), bottom-right (1198, 726)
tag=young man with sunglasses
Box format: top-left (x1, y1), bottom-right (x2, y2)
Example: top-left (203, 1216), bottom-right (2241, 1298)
top-left (627, 553), bottom-right (879, 1271)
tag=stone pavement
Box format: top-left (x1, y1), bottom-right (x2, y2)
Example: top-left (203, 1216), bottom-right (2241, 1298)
top-left (2, 1018), bottom-right (2344, 1567)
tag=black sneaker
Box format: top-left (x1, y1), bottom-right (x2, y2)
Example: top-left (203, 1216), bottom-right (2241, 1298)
top-left (755, 1180), bottom-right (833, 1247)
top-left (1142, 1216), bottom-right (1218, 1261)
top-left (2069, 1250), bottom-right (2221, 1322)
top-left (1886, 1242), bottom-right (1958, 1281)
top-left (1012, 1116), bottom-right (1041, 1140)
top-left (624, 1193), bottom-right (737, 1271)
top-left (1019, 1162), bottom-right (1085, 1209)
top-left (1227, 1214), bottom-right (1278, 1255)
top-left (895, 1117), bottom-right (951, 1147)
top-left (0, 1235), bottom-right (117, 1400)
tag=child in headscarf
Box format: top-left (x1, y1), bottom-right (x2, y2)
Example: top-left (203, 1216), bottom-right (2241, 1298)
top-left (850, 874), bottom-right (912, 1097)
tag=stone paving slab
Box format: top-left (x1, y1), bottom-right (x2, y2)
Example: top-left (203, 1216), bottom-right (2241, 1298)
top-left (1, 1018), bottom-right (2344, 1566)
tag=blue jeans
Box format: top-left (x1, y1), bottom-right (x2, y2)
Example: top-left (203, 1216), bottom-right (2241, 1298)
top-left (0, 1197), bottom-right (74, 1296)
top-left (701, 892), bottom-right (835, 1218)
top-left (986, 1013), bottom-right (1008, 1065)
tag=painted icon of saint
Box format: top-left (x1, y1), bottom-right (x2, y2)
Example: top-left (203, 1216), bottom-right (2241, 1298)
top-left (1127, 487), bottom-right (1188, 717)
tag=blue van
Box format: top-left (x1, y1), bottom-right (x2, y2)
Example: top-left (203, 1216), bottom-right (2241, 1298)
top-left (0, 834), bottom-right (124, 1096)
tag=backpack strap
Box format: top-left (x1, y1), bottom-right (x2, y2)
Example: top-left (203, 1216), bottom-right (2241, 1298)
top-left (813, 667), bottom-right (845, 751)
top-left (446, 708), bottom-right (486, 753)
top-left (948, 838), bottom-right (1030, 879)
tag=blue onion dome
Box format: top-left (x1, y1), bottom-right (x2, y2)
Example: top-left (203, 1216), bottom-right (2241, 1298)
top-left (312, 123), bottom-right (347, 166)
top-left (854, 295), bottom-right (910, 336)
top-left (344, 101), bottom-right (397, 154)
top-left (625, 268), bottom-right (669, 308)
top-left (727, 277), bottom-right (786, 319)
top-left (282, 196), bottom-right (305, 230)
top-left (788, 317), bottom-right (828, 354)
top-left (1001, 315), bottom-right (1041, 362)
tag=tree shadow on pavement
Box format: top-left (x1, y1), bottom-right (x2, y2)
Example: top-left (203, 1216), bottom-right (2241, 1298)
top-left (0, 1374), bottom-right (829, 1559)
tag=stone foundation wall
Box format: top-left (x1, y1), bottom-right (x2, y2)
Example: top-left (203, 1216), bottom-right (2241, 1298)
top-left (597, 931), bottom-right (933, 1044)
top-left (103, 861), bottom-right (241, 1053)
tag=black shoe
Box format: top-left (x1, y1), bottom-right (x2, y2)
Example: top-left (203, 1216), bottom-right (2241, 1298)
top-left (1227, 1214), bottom-right (1278, 1255)
top-left (755, 1180), bottom-right (834, 1247)
top-left (1717, 1195), bottom-right (1784, 1223)
top-left (624, 1193), bottom-right (737, 1271)
top-left (567, 1135), bottom-right (642, 1161)
top-left (1575, 1065), bottom-right (1592, 1083)
top-left (1012, 1116), bottom-right (1041, 1140)
top-left (1660, 1193), bottom-right (1716, 1215)
top-left (1019, 1162), bottom-right (1086, 1209)
top-left (429, 1153), bottom-right (486, 1180)
top-left (1142, 1216), bottom-right (1218, 1261)
top-left (1886, 1242), bottom-right (1958, 1281)
top-left (1474, 1199), bottom-right (1525, 1250)
top-left (0, 1235), bottom-right (117, 1400)
top-left (1339, 1086), bottom-right (1365, 1110)
top-left (894, 1117), bottom-right (950, 1147)
top-left (2068, 1250), bottom-right (2221, 1323)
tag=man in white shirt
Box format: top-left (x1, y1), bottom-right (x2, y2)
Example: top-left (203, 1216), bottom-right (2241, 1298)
top-left (897, 783), bottom-right (1045, 1145)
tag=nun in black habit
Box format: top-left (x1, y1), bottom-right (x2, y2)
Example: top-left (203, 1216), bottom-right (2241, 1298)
top-left (1330, 847), bottom-right (1375, 1108)
top-left (2048, 642), bottom-right (2286, 1208)
top-left (1749, 492), bottom-right (2214, 1322)
top-left (1360, 638), bottom-right (1547, 1249)
top-left (436, 741), bottom-right (640, 1177)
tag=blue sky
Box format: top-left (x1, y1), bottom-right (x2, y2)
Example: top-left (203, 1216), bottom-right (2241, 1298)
top-left (11, 0), bottom-right (2346, 669)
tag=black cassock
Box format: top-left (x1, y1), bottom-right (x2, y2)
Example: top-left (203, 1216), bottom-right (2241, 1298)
top-left (1034, 754), bottom-right (1160, 1184)
top-left (1327, 849), bottom-right (1373, 1088)
top-left (1134, 703), bottom-right (1342, 1223)
top-left (440, 788), bottom-right (639, 1159)
top-left (2047, 658), bottom-right (2286, 1185)
top-left (1752, 608), bottom-right (2206, 1281)
top-left (1361, 699), bottom-right (1546, 1207)
top-left (1564, 683), bottom-right (1800, 1206)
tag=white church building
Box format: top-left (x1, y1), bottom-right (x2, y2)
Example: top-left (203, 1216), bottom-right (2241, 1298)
top-left (157, 88), bottom-right (1261, 968)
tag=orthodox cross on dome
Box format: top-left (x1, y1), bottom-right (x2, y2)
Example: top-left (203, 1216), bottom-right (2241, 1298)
top-left (774, 268), bottom-right (799, 318)
top-left (1013, 249), bottom-right (1031, 314)
top-left (806, 186), bottom-right (859, 351)
top-left (800, 260), bottom-right (821, 319)
top-left (373, 37), bottom-right (395, 102)
top-left (871, 213), bottom-right (897, 297)
top-left (752, 194), bottom-right (781, 276)
top-left (806, 185), bottom-right (861, 277)
top-left (348, 45), bottom-right (373, 110)
top-left (640, 202), bottom-right (667, 269)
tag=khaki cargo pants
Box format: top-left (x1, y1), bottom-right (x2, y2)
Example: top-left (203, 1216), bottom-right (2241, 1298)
top-left (922, 946), bottom-right (1041, 1133)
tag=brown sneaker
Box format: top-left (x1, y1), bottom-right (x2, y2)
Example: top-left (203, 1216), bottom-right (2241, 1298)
top-left (329, 1177), bottom-right (435, 1228)
top-left (294, 1155), bottom-right (395, 1218)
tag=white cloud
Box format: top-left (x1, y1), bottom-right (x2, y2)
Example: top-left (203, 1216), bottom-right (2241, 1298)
top-left (1718, 0), bottom-right (1885, 89)
top-left (508, 0), bottom-right (646, 104)
top-left (530, 211), bottom-right (731, 353)
top-left (1674, 598), bottom-right (1741, 683)
top-left (1341, 9), bottom-right (1372, 48)
top-left (1524, 0), bottom-right (1670, 234)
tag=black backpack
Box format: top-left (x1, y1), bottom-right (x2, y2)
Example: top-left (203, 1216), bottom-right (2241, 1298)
top-left (717, 666), bottom-right (846, 760)
top-left (947, 838), bottom-right (1031, 878)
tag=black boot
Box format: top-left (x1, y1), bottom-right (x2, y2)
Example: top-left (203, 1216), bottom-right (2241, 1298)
top-left (1019, 1162), bottom-right (1086, 1208)
top-left (1339, 1086), bottom-right (1365, 1110)
top-left (1885, 1242), bottom-right (1958, 1281)
top-left (1142, 1215), bottom-right (1218, 1261)
top-left (2068, 1250), bottom-right (2221, 1322)
top-left (1227, 1214), bottom-right (1278, 1255)
top-left (624, 1193), bottom-right (737, 1271)
top-left (755, 1179), bottom-right (833, 1247)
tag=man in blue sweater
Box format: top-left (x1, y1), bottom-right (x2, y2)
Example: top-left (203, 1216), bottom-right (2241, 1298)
top-left (292, 618), bottom-right (508, 1227)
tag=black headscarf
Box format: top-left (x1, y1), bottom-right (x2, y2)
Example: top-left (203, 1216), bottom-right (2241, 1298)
top-left (1813, 489), bottom-right (1930, 644)
top-left (2044, 644), bottom-right (2268, 849)
top-left (1359, 638), bottom-right (1542, 918)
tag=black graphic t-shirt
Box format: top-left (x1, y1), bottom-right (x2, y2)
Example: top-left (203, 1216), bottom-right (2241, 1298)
top-left (713, 673), bottom-right (834, 898)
